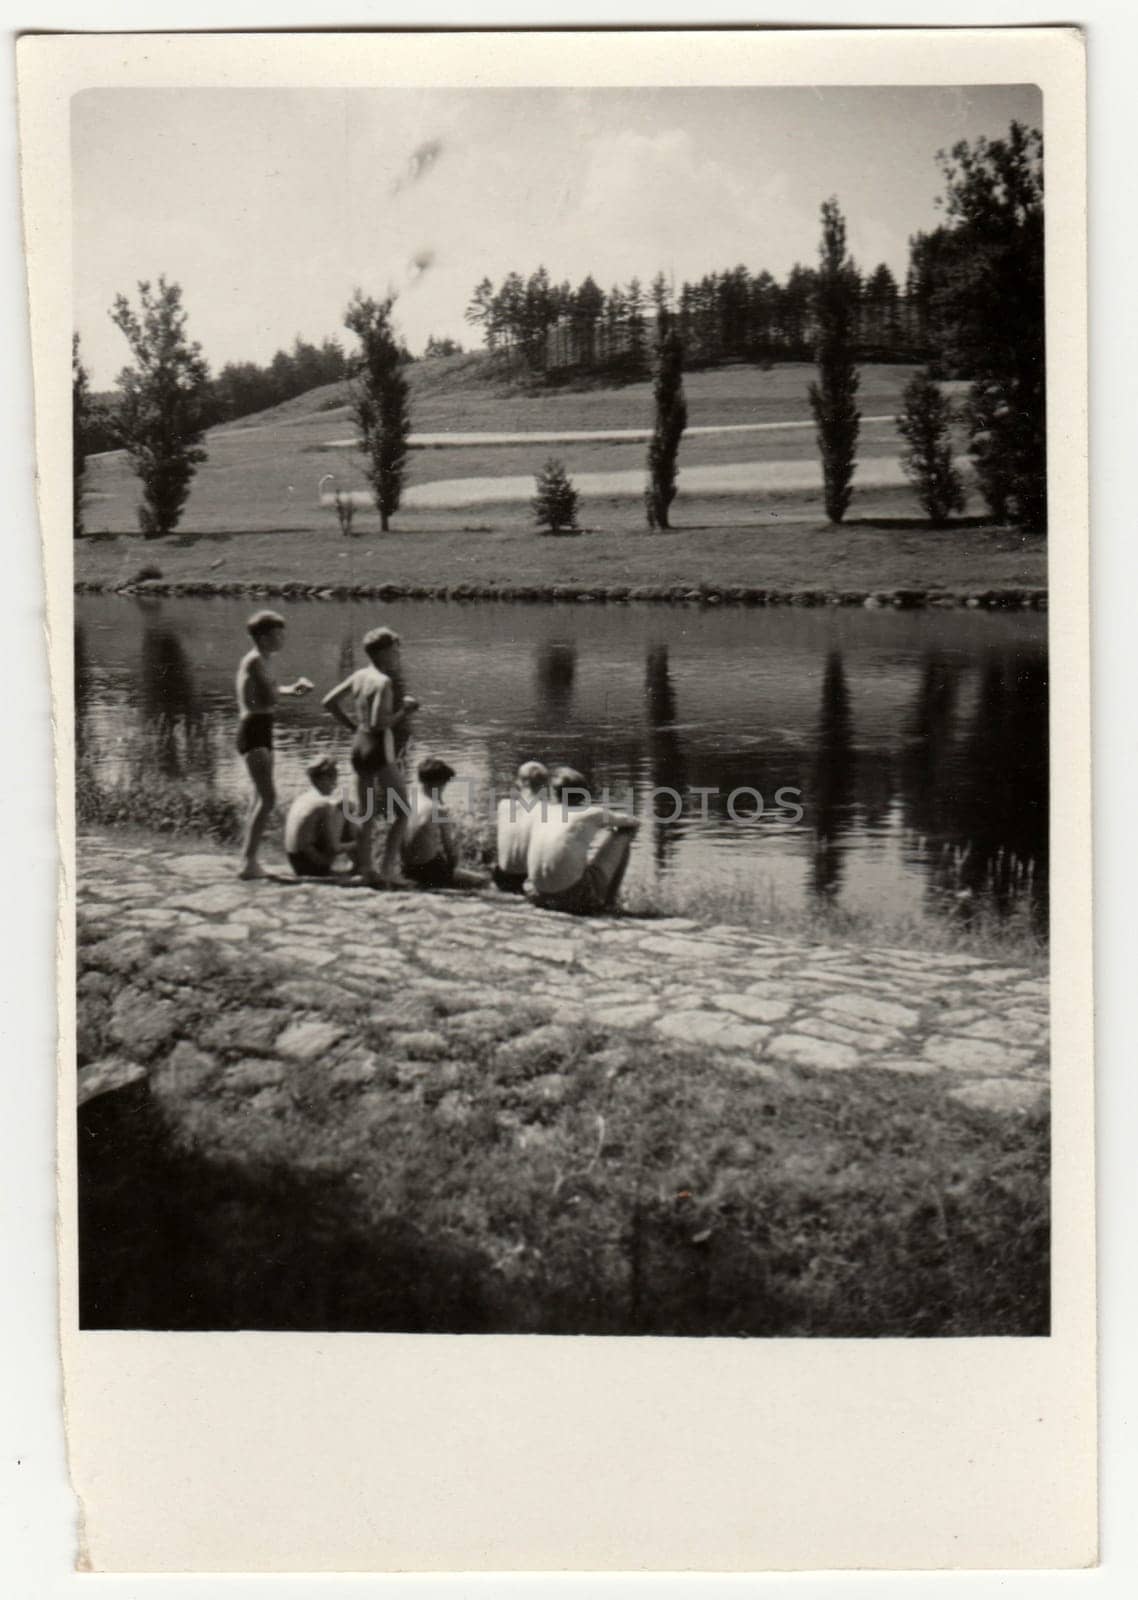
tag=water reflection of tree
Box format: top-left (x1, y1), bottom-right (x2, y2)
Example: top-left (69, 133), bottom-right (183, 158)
top-left (533, 641), bottom-right (577, 727)
top-left (811, 651), bottom-right (856, 901)
top-left (139, 625), bottom-right (213, 783)
top-left (899, 652), bottom-right (964, 849)
top-left (928, 651), bottom-right (1048, 921)
top-left (644, 644), bottom-right (687, 871)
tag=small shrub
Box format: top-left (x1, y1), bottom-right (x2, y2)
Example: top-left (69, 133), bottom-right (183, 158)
top-left (532, 457), bottom-right (579, 535)
top-left (131, 562), bottom-right (163, 584)
top-left (897, 371), bottom-right (966, 527)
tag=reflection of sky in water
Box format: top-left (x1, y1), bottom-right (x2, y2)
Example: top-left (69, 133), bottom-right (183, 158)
top-left (75, 596), bottom-right (1048, 929)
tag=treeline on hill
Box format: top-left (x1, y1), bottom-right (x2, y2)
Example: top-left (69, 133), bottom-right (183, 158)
top-left (83, 333), bottom-right (355, 452)
top-left (464, 254), bottom-right (933, 377)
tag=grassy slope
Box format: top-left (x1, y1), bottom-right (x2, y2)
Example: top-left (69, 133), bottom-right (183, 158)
top-left (79, 357), bottom-right (1047, 592)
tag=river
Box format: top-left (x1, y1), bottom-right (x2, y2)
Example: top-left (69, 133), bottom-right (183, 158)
top-left (75, 594), bottom-right (1048, 930)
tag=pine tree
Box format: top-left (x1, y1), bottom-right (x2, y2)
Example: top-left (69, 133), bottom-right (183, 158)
top-left (532, 457), bottom-right (579, 534)
top-left (344, 291), bottom-right (411, 532)
top-left (645, 321), bottom-right (688, 530)
top-left (896, 370), bottom-right (966, 527)
top-left (808, 200), bottom-right (861, 524)
top-left (109, 277), bottom-right (211, 539)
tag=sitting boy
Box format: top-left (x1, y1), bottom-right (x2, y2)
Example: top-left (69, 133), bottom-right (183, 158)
top-left (402, 756), bottom-right (487, 889)
top-left (494, 760), bottom-right (549, 893)
top-left (283, 756), bottom-right (355, 878)
top-left (525, 766), bottom-right (639, 915)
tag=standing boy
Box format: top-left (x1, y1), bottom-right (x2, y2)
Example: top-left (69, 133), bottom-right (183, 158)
top-left (322, 626), bottom-right (418, 887)
top-left (235, 610), bottom-right (312, 879)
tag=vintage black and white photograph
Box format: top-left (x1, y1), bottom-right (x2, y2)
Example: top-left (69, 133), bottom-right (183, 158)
top-left (67, 75), bottom-right (1054, 1340)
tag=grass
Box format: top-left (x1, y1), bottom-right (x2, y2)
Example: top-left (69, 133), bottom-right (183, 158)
top-left (75, 507), bottom-right (1045, 595)
top-left (78, 357), bottom-right (1046, 593)
top-left (77, 911), bottom-right (1050, 1336)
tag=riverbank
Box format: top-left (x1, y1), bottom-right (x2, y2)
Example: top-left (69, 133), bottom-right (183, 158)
top-left (76, 773), bottom-right (1048, 965)
top-left (77, 831), bottom-right (1050, 1335)
top-left (74, 509), bottom-right (1047, 601)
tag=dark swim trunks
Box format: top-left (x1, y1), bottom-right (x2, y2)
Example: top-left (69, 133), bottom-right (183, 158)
top-left (287, 849), bottom-right (333, 879)
top-left (403, 854), bottom-right (454, 889)
top-left (350, 728), bottom-right (397, 779)
top-left (236, 712), bottom-right (274, 755)
top-left (492, 867), bottom-right (527, 895)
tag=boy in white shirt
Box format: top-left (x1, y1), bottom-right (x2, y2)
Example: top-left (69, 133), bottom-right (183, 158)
top-left (525, 766), bottom-right (639, 915)
top-left (494, 760), bottom-right (549, 894)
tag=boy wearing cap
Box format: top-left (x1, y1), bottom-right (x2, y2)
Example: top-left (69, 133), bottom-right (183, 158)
top-left (236, 610), bottom-right (313, 879)
top-left (402, 757), bottom-right (487, 889)
top-left (284, 756), bottom-right (355, 878)
top-left (322, 626), bottom-right (418, 888)
top-left (525, 766), bottom-right (640, 914)
top-left (494, 760), bottom-right (549, 893)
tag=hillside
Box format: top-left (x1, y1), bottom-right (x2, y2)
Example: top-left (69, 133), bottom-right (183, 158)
top-left (85, 359), bottom-right (939, 535)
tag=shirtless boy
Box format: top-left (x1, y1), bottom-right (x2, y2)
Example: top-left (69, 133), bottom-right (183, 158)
top-left (235, 610), bottom-right (313, 879)
top-left (322, 626), bottom-right (418, 887)
top-left (284, 756), bottom-right (356, 878)
top-left (494, 760), bottom-right (549, 893)
top-left (402, 757), bottom-right (487, 890)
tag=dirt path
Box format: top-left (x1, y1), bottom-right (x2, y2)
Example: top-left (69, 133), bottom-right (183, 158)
top-left (78, 834), bottom-right (1048, 1117)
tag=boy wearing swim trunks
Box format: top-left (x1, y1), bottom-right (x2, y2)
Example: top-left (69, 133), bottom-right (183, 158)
top-left (322, 626), bottom-right (418, 888)
top-left (236, 610), bottom-right (313, 880)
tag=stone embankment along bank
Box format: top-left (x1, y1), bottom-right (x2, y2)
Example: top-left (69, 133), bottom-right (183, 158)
top-left (76, 577), bottom-right (1048, 610)
top-left (78, 835), bottom-right (1049, 1119)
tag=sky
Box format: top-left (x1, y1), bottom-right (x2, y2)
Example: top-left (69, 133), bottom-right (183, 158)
top-left (72, 84), bottom-right (1041, 388)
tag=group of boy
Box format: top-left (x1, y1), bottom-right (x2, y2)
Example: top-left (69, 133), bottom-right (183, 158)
top-left (236, 608), bottom-right (639, 912)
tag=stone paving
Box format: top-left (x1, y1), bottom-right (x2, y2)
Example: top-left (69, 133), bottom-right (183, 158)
top-left (76, 834), bottom-right (1049, 1116)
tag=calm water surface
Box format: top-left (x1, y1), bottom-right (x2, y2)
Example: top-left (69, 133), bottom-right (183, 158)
top-left (75, 595), bottom-right (1048, 929)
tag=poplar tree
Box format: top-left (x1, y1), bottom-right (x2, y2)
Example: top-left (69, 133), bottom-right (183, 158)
top-left (808, 199), bottom-right (861, 524)
top-left (645, 320), bottom-right (687, 530)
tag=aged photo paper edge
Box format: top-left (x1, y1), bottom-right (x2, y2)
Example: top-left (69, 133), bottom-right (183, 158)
top-left (17, 25), bottom-right (1094, 1574)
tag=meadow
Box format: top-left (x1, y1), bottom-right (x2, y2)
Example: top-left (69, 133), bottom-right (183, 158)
top-left (77, 357), bottom-right (1047, 594)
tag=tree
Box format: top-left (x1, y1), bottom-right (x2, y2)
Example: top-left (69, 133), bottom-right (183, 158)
top-left (424, 334), bottom-right (464, 358)
top-left (109, 277), bottom-right (211, 539)
top-left (532, 458), bottom-right (579, 534)
top-left (962, 379), bottom-right (1016, 524)
top-left (72, 333), bottom-right (95, 538)
top-left (931, 121), bottom-right (1045, 528)
top-left (896, 370), bottom-right (966, 527)
top-left (344, 291), bottom-right (411, 532)
top-left (625, 277), bottom-right (647, 372)
top-left (645, 320), bottom-right (688, 530)
top-left (808, 200), bottom-right (861, 524)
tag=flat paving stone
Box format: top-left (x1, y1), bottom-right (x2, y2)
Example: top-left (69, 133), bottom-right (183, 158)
top-left (712, 992), bottom-right (792, 1023)
top-left (655, 1010), bottom-right (769, 1053)
top-left (595, 1002), bottom-right (660, 1029)
top-left (820, 992), bottom-right (922, 1030)
top-left (274, 1018), bottom-right (346, 1062)
top-left (766, 1033), bottom-right (861, 1072)
top-left (77, 1057), bottom-right (148, 1106)
top-left (921, 1035), bottom-right (1035, 1074)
